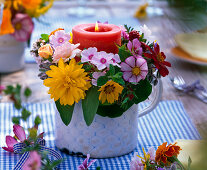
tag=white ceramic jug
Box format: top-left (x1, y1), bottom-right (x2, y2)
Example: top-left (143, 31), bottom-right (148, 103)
top-left (55, 80), bottom-right (163, 158)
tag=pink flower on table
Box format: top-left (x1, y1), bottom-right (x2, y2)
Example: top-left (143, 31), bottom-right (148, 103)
top-left (92, 51), bottom-right (113, 70)
top-left (78, 154), bottom-right (97, 170)
top-left (11, 13), bottom-right (34, 42)
top-left (127, 39), bottom-right (143, 56)
top-left (120, 25), bottom-right (129, 40)
top-left (120, 56), bottom-right (148, 83)
top-left (22, 151), bottom-right (41, 170)
top-left (92, 72), bottom-right (106, 86)
top-left (49, 30), bottom-right (71, 47)
top-left (52, 42), bottom-right (81, 63)
top-left (130, 152), bottom-right (144, 170)
top-left (81, 47), bottom-right (97, 63)
top-left (111, 53), bottom-right (121, 67)
top-left (2, 125), bottom-right (26, 152)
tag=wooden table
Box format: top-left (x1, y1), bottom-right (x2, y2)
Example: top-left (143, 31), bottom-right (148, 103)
top-left (1, 2), bottom-right (207, 138)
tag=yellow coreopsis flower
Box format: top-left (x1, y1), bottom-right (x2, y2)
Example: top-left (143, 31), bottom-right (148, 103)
top-left (44, 58), bottom-right (91, 106)
top-left (98, 80), bottom-right (123, 104)
top-left (134, 3), bottom-right (148, 19)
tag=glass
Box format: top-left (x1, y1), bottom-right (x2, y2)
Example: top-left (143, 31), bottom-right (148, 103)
top-left (68, 0), bottom-right (95, 18)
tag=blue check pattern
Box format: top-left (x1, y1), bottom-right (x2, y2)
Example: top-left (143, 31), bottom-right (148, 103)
top-left (0, 101), bottom-right (201, 169)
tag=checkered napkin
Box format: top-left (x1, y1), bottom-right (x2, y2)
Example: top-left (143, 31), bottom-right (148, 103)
top-left (0, 100), bottom-right (201, 170)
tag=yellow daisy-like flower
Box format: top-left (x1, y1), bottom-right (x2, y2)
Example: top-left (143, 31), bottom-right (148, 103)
top-left (98, 80), bottom-right (123, 104)
top-left (44, 58), bottom-right (91, 106)
top-left (134, 3), bottom-right (148, 19)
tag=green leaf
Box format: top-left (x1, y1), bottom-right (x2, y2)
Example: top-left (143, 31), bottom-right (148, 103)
top-left (55, 100), bottom-right (74, 126)
top-left (24, 87), bottom-right (32, 98)
top-left (34, 115), bottom-right (42, 125)
top-left (21, 108), bottom-right (31, 121)
top-left (97, 76), bottom-right (108, 86)
top-left (96, 167), bottom-right (101, 170)
top-left (112, 77), bottom-right (125, 85)
top-left (133, 79), bottom-right (152, 104)
top-left (12, 117), bottom-right (20, 125)
top-left (97, 103), bottom-right (133, 118)
top-left (187, 157), bottom-right (192, 170)
top-left (40, 34), bottom-right (49, 42)
top-left (106, 64), bottom-right (115, 76)
top-left (82, 87), bottom-right (99, 126)
top-left (4, 85), bottom-right (14, 94)
top-left (118, 45), bottom-right (131, 62)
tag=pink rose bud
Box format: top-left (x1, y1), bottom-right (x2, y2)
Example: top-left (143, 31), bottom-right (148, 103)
top-left (38, 44), bottom-right (53, 59)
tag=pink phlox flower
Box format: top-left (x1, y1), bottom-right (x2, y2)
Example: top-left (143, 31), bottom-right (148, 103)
top-left (110, 53), bottom-right (121, 67)
top-left (22, 151), bottom-right (41, 170)
top-left (120, 25), bottom-right (129, 40)
top-left (92, 72), bottom-right (106, 86)
top-left (127, 39), bottom-right (143, 55)
top-left (130, 152), bottom-right (144, 170)
top-left (91, 51), bottom-right (113, 70)
top-left (78, 154), bottom-right (97, 170)
top-left (12, 13), bottom-right (34, 42)
top-left (120, 56), bottom-right (148, 83)
top-left (52, 42), bottom-right (81, 63)
top-left (49, 30), bottom-right (71, 47)
top-left (81, 47), bottom-right (98, 63)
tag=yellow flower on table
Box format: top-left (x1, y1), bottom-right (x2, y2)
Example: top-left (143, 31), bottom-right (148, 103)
top-left (99, 80), bottom-right (123, 104)
top-left (134, 3), bottom-right (148, 19)
top-left (44, 58), bottom-right (91, 106)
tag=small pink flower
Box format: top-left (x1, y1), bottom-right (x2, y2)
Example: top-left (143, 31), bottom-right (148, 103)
top-left (120, 25), bottom-right (129, 40)
top-left (78, 154), bottom-right (97, 170)
top-left (81, 47), bottom-right (97, 63)
top-left (52, 42), bottom-right (81, 63)
top-left (92, 72), bottom-right (106, 86)
top-left (120, 56), bottom-right (148, 83)
top-left (127, 39), bottom-right (143, 56)
top-left (92, 51), bottom-right (113, 70)
top-left (130, 152), bottom-right (144, 170)
top-left (0, 85), bottom-right (5, 94)
top-left (12, 13), bottom-right (34, 42)
top-left (22, 151), bottom-right (41, 170)
top-left (111, 53), bottom-right (121, 67)
top-left (2, 136), bottom-right (18, 152)
top-left (2, 125), bottom-right (26, 152)
top-left (13, 124), bottom-right (26, 141)
top-left (49, 30), bottom-right (71, 47)
top-left (148, 147), bottom-right (155, 161)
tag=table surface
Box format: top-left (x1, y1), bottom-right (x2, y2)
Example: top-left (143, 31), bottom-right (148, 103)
top-left (1, 2), bottom-right (207, 138)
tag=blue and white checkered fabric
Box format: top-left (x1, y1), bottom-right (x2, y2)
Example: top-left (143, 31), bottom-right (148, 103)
top-left (0, 101), bottom-right (201, 170)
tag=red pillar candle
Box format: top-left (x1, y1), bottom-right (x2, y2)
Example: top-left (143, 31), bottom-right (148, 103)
top-left (72, 23), bottom-right (121, 54)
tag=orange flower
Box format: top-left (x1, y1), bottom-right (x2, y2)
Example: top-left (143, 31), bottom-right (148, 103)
top-left (0, 9), bottom-right (15, 35)
top-left (49, 28), bottom-right (64, 37)
top-left (38, 44), bottom-right (53, 59)
top-left (21, 0), bottom-right (42, 10)
top-left (155, 142), bottom-right (181, 165)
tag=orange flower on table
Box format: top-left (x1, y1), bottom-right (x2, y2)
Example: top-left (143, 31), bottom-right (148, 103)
top-left (0, 9), bottom-right (15, 35)
top-left (155, 142), bottom-right (181, 165)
